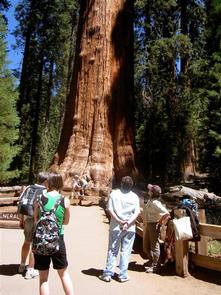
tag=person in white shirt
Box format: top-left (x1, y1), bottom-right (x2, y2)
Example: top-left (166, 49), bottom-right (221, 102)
top-left (143, 184), bottom-right (170, 273)
top-left (99, 176), bottom-right (140, 283)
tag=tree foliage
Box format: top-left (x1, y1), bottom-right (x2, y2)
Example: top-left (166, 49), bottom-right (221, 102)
top-left (0, 15), bottom-right (20, 183)
top-left (199, 0), bottom-right (221, 180)
top-left (134, 0), bottom-right (208, 183)
top-left (14, 0), bottom-right (79, 182)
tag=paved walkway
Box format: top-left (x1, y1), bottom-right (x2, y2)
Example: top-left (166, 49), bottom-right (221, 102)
top-left (0, 206), bottom-right (221, 295)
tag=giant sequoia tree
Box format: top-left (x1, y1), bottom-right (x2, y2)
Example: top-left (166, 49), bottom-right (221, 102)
top-left (55, 0), bottom-right (137, 188)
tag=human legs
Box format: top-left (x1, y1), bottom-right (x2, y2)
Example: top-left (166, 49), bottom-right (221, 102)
top-left (143, 223), bottom-right (152, 265)
top-left (57, 268), bottom-right (74, 295)
top-left (20, 217), bottom-right (35, 266)
top-left (39, 270), bottom-right (50, 295)
top-left (146, 222), bottom-right (160, 271)
top-left (103, 230), bottom-right (121, 277)
top-left (21, 217), bottom-right (38, 278)
top-left (20, 240), bottom-right (31, 265)
top-left (118, 231), bottom-right (135, 279)
top-left (24, 250), bottom-right (39, 279)
top-left (28, 250), bottom-right (35, 268)
top-left (19, 239), bottom-right (31, 273)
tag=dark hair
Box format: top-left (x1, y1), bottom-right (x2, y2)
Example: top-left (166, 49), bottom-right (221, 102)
top-left (36, 171), bottom-right (49, 184)
top-left (48, 173), bottom-right (63, 191)
top-left (120, 176), bottom-right (133, 192)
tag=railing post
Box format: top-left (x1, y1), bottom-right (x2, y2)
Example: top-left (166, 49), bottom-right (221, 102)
top-left (175, 240), bottom-right (189, 277)
top-left (196, 209), bottom-right (208, 255)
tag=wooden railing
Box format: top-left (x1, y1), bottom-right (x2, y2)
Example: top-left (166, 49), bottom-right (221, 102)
top-left (136, 209), bottom-right (221, 277)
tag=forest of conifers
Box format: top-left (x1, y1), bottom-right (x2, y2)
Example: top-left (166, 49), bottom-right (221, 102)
top-left (0, 1), bottom-right (220, 193)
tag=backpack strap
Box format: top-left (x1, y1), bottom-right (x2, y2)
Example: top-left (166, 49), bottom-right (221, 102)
top-left (51, 196), bottom-right (62, 213)
top-left (37, 193), bottom-right (46, 213)
top-left (37, 192), bottom-right (62, 214)
top-left (19, 185), bottom-right (31, 201)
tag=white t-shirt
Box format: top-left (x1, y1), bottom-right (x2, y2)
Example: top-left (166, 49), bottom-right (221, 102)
top-left (107, 189), bottom-right (140, 232)
top-left (144, 198), bottom-right (169, 223)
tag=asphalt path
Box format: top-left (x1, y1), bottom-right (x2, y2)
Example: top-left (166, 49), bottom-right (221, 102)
top-left (0, 206), bottom-right (220, 295)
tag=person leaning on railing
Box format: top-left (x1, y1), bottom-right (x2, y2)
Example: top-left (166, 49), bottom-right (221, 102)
top-left (143, 184), bottom-right (170, 274)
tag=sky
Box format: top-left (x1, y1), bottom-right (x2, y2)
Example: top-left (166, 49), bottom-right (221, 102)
top-left (5, 0), bottom-right (22, 71)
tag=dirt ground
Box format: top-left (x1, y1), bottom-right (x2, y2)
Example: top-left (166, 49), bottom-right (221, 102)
top-left (0, 206), bottom-right (220, 295)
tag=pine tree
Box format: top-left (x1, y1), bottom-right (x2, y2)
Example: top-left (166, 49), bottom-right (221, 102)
top-left (14, 0), bottom-right (79, 182)
top-left (199, 0), bottom-right (221, 185)
top-left (134, 0), bottom-right (207, 183)
top-left (0, 14), bottom-right (20, 183)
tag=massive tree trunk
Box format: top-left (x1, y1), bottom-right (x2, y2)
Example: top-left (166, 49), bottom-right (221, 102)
top-left (54, 0), bottom-right (137, 189)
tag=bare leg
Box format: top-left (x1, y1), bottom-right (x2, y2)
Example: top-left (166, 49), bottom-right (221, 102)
top-left (21, 240), bottom-right (31, 264)
top-left (28, 250), bottom-right (35, 268)
top-left (57, 268), bottom-right (74, 295)
top-left (39, 270), bottom-right (50, 295)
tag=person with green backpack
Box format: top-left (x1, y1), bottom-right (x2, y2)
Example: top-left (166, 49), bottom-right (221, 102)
top-left (33, 173), bottom-right (74, 295)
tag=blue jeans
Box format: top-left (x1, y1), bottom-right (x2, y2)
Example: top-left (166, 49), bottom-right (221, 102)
top-left (103, 229), bottom-right (135, 279)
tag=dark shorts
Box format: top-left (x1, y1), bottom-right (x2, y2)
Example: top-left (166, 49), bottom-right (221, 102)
top-left (34, 236), bottom-right (68, 270)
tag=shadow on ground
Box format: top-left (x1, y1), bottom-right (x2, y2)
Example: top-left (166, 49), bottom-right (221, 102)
top-left (128, 261), bottom-right (145, 272)
top-left (82, 268), bottom-right (102, 277)
top-left (81, 268), bottom-right (121, 282)
top-left (190, 267), bottom-right (221, 285)
top-left (0, 264), bottom-right (20, 276)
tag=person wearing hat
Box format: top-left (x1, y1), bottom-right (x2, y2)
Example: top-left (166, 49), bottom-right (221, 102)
top-left (143, 184), bottom-right (170, 273)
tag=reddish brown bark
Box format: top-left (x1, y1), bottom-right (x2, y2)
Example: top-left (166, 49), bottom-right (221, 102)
top-left (54, 0), bottom-right (137, 189)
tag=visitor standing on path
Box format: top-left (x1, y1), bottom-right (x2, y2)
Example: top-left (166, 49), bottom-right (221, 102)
top-left (143, 184), bottom-right (170, 273)
top-left (33, 173), bottom-right (74, 295)
top-left (99, 176), bottom-right (140, 283)
top-left (18, 171), bottom-right (48, 279)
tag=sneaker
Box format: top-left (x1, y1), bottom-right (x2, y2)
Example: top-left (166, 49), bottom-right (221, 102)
top-left (98, 274), bottom-right (111, 282)
top-left (119, 276), bottom-right (130, 283)
top-left (18, 264), bottom-right (26, 274)
top-left (24, 268), bottom-right (39, 279)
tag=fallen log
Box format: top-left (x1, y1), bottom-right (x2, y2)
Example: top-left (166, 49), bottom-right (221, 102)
top-left (167, 185), bottom-right (219, 199)
top-left (163, 185), bottom-right (221, 209)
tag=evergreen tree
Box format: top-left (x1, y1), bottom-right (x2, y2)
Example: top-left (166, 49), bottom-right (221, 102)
top-left (199, 0), bottom-right (221, 187)
top-left (134, 0), bottom-right (206, 183)
top-left (0, 14), bottom-right (20, 183)
top-left (14, 0), bottom-right (79, 182)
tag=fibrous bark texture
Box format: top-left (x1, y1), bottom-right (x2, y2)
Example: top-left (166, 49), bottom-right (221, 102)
top-left (55, 0), bottom-right (137, 189)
